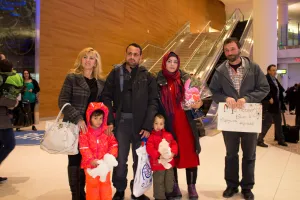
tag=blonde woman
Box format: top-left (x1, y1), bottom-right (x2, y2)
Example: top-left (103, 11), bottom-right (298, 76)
top-left (58, 47), bottom-right (105, 200)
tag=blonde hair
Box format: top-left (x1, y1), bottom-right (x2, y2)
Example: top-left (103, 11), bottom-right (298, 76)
top-left (70, 47), bottom-right (103, 79)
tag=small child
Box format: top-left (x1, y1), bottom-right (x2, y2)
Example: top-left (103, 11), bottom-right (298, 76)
top-left (146, 114), bottom-right (178, 200)
top-left (79, 102), bottom-right (118, 200)
top-left (0, 59), bottom-right (23, 100)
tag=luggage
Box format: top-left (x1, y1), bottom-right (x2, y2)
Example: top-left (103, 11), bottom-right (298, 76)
top-left (282, 112), bottom-right (300, 143)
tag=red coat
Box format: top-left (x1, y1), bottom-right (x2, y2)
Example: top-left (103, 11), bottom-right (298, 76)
top-left (79, 102), bottom-right (118, 169)
top-left (146, 129), bottom-right (178, 171)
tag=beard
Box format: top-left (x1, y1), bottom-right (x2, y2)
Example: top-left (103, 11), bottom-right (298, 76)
top-left (227, 54), bottom-right (240, 62)
top-left (126, 58), bottom-right (139, 67)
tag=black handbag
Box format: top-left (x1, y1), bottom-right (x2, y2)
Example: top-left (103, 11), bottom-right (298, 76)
top-left (13, 101), bottom-right (33, 128)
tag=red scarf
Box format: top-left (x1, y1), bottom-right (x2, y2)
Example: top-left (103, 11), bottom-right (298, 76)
top-left (161, 52), bottom-right (184, 116)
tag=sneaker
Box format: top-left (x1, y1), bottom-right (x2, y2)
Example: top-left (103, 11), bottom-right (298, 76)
top-left (242, 189), bottom-right (254, 200)
top-left (113, 191), bottom-right (125, 200)
top-left (131, 194), bottom-right (150, 200)
top-left (188, 184), bottom-right (199, 199)
top-left (222, 187), bottom-right (238, 198)
top-left (0, 177), bottom-right (7, 183)
top-left (257, 142), bottom-right (268, 148)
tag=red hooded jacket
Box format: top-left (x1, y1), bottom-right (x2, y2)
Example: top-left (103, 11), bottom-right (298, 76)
top-left (79, 102), bottom-right (118, 169)
top-left (146, 129), bottom-right (178, 171)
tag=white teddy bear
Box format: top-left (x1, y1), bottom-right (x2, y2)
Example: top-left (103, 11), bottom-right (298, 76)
top-left (158, 139), bottom-right (172, 169)
top-left (87, 153), bottom-right (118, 182)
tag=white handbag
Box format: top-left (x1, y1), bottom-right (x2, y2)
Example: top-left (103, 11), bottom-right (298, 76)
top-left (40, 103), bottom-right (80, 155)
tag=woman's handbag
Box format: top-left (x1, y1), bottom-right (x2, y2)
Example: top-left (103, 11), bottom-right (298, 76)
top-left (40, 103), bottom-right (79, 155)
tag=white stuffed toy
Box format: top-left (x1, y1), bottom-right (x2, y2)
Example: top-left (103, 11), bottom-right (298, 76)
top-left (158, 139), bottom-right (172, 169)
top-left (87, 153), bottom-right (118, 182)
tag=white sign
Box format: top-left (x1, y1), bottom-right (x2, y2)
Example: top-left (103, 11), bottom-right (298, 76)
top-left (217, 103), bottom-right (262, 133)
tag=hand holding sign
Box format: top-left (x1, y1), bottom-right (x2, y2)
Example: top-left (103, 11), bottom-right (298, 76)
top-left (217, 103), bottom-right (262, 133)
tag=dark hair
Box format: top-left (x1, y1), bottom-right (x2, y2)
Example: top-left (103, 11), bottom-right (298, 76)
top-left (126, 43), bottom-right (142, 55)
top-left (223, 37), bottom-right (241, 49)
top-left (23, 70), bottom-right (33, 80)
top-left (0, 59), bottom-right (13, 72)
top-left (267, 64), bottom-right (276, 71)
top-left (155, 114), bottom-right (165, 121)
top-left (90, 109), bottom-right (104, 125)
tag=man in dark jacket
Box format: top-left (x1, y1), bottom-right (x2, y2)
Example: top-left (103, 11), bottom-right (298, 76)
top-left (0, 57), bottom-right (18, 183)
top-left (209, 38), bottom-right (270, 200)
top-left (102, 43), bottom-right (158, 200)
top-left (257, 64), bottom-right (288, 147)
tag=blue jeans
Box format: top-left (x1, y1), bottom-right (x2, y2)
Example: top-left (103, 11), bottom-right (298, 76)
top-left (0, 128), bottom-right (15, 164)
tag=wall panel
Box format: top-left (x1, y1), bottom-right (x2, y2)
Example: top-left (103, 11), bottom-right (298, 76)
top-left (40, 0), bottom-right (225, 117)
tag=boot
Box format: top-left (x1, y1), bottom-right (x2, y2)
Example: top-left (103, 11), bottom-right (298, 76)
top-left (167, 183), bottom-right (182, 198)
top-left (188, 184), bottom-right (198, 199)
top-left (68, 166), bottom-right (86, 200)
top-left (32, 126), bottom-right (37, 131)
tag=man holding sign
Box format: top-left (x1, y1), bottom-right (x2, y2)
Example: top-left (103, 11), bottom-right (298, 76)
top-left (209, 38), bottom-right (269, 200)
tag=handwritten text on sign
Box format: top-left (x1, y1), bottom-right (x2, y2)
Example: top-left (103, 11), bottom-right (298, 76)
top-left (217, 103), bottom-right (262, 133)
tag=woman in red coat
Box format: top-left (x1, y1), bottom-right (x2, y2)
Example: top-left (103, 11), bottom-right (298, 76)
top-left (156, 52), bottom-right (203, 199)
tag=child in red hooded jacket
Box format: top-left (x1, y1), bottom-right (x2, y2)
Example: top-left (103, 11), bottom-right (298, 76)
top-left (79, 102), bottom-right (118, 200)
top-left (146, 114), bottom-right (178, 200)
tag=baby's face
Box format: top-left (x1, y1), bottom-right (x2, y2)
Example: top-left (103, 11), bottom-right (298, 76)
top-left (153, 117), bottom-right (164, 131)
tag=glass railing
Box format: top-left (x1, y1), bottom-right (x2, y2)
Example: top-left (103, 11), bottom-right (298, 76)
top-left (141, 21), bottom-right (191, 69)
top-left (278, 23), bottom-right (300, 49)
top-left (147, 20), bottom-right (211, 72)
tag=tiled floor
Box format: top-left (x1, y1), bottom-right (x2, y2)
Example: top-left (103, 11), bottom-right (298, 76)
top-left (1, 115), bottom-right (300, 200)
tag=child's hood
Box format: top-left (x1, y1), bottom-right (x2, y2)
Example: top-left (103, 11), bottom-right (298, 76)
top-left (86, 102), bottom-right (109, 131)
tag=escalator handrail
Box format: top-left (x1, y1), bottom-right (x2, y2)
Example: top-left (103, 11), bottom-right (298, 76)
top-left (189, 21), bottom-right (211, 49)
top-left (239, 12), bottom-right (253, 47)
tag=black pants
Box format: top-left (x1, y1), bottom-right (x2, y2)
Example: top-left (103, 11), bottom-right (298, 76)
top-left (30, 102), bottom-right (35, 125)
top-left (0, 128), bottom-right (15, 164)
top-left (68, 147), bottom-right (86, 200)
top-left (174, 167), bottom-right (198, 185)
top-left (258, 111), bottom-right (285, 143)
top-left (112, 113), bottom-right (141, 192)
top-left (222, 131), bottom-right (257, 189)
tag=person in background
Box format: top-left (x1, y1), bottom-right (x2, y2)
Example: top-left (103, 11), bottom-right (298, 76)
top-left (0, 56), bottom-right (19, 183)
top-left (209, 37), bottom-right (269, 200)
top-left (17, 70), bottom-right (40, 131)
top-left (257, 64), bottom-right (288, 147)
top-left (59, 47), bottom-right (105, 200)
top-left (295, 83), bottom-right (300, 126)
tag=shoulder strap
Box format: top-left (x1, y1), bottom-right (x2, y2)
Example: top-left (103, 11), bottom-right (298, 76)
top-left (119, 66), bottom-right (124, 92)
top-left (114, 64), bottom-right (124, 92)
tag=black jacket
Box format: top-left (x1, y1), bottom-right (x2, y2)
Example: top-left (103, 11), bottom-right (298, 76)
top-left (32, 79), bottom-right (40, 94)
top-left (262, 74), bottom-right (286, 113)
top-left (156, 70), bottom-right (202, 154)
top-left (101, 64), bottom-right (158, 134)
top-left (58, 73), bottom-right (104, 124)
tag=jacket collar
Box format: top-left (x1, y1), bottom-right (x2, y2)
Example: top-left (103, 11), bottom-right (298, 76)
top-left (217, 57), bottom-right (251, 87)
top-left (156, 69), bottom-right (189, 86)
top-left (74, 74), bottom-right (103, 96)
